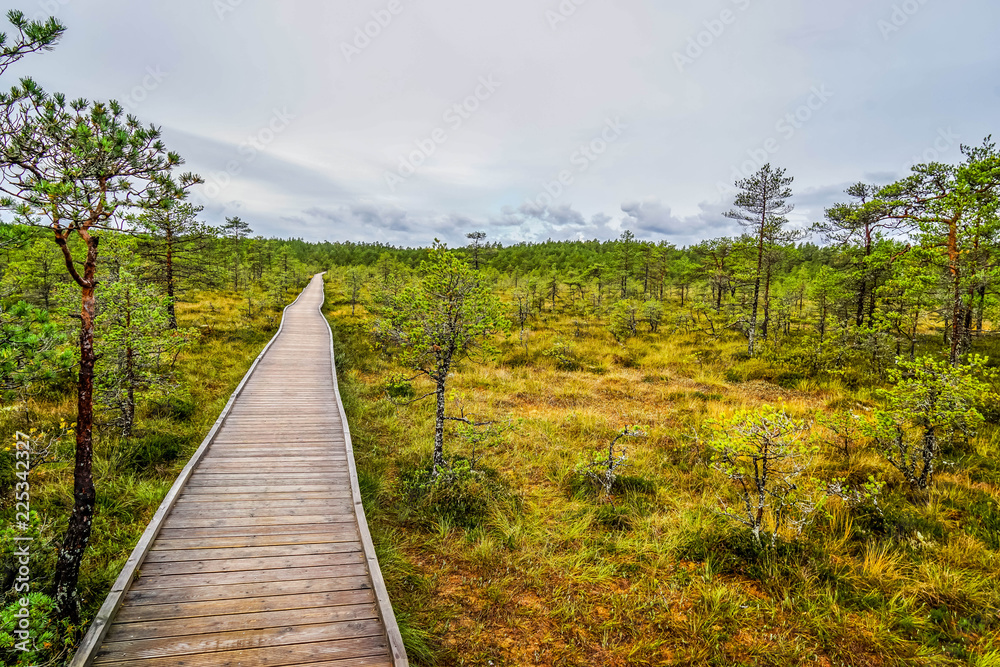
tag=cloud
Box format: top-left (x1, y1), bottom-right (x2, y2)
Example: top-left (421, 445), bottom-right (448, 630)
top-left (620, 198), bottom-right (736, 245)
top-left (482, 203), bottom-right (620, 241)
top-left (19, 1), bottom-right (999, 247)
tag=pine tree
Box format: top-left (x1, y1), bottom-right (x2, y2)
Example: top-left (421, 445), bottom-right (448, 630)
top-left (0, 92), bottom-right (198, 620)
top-left (724, 164), bottom-right (794, 356)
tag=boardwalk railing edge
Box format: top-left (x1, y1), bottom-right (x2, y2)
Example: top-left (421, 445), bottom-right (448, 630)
top-left (68, 280), bottom-right (314, 667)
top-left (319, 271), bottom-right (410, 667)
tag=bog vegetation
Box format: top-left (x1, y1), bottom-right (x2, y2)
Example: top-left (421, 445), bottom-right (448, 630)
top-left (1, 7), bottom-right (999, 667)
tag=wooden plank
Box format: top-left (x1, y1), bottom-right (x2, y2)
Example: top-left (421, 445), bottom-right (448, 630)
top-left (116, 589), bottom-right (375, 623)
top-left (132, 563), bottom-right (372, 590)
top-left (121, 576), bottom-right (374, 608)
top-left (145, 542), bottom-right (362, 563)
top-left (138, 552), bottom-right (364, 577)
top-left (160, 514), bottom-right (359, 529)
top-left (170, 498), bottom-right (354, 510)
top-left (104, 604), bottom-right (379, 643)
top-left (179, 484), bottom-right (351, 494)
top-left (156, 523), bottom-right (349, 539)
top-left (194, 456), bottom-right (346, 463)
top-left (187, 470), bottom-right (348, 478)
top-left (152, 530), bottom-right (360, 551)
top-left (95, 621), bottom-right (386, 662)
top-left (183, 475), bottom-right (349, 485)
top-left (193, 459), bottom-right (347, 466)
top-left (93, 637), bottom-right (391, 667)
top-left (167, 505), bottom-right (353, 520)
top-left (172, 491), bottom-right (352, 502)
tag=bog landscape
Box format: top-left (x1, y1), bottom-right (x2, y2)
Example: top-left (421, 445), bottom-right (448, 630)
top-left (1, 4), bottom-right (999, 667)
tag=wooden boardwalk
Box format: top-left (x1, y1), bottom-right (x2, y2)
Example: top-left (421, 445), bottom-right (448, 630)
top-left (72, 274), bottom-right (407, 667)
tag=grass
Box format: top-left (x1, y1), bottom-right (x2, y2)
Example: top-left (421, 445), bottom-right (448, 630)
top-left (323, 272), bottom-right (1000, 667)
top-left (0, 285), bottom-right (301, 665)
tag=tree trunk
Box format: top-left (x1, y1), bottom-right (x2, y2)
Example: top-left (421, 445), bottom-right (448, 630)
top-left (962, 294), bottom-right (974, 353)
top-left (165, 228), bottom-right (177, 329)
top-left (855, 277), bottom-right (866, 327)
top-left (749, 231), bottom-right (764, 357)
top-left (433, 375), bottom-right (447, 473)
top-left (976, 285), bottom-right (987, 334)
top-left (53, 255), bottom-right (98, 621)
top-left (123, 340), bottom-right (135, 439)
top-left (947, 219), bottom-right (963, 365)
top-left (761, 263), bottom-right (772, 341)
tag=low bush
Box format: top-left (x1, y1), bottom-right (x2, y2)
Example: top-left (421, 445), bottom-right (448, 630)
top-left (399, 457), bottom-right (511, 529)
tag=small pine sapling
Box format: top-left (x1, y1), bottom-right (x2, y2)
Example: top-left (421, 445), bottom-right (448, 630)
top-left (863, 355), bottom-right (993, 493)
top-left (582, 425), bottom-right (646, 500)
top-left (708, 406), bottom-right (820, 547)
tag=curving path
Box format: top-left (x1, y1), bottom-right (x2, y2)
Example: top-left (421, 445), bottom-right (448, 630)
top-left (72, 274), bottom-right (407, 667)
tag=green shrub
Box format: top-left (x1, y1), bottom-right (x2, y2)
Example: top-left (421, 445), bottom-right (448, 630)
top-left (400, 457), bottom-right (509, 529)
top-left (122, 431), bottom-right (185, 471)
top-left (382, 374), bottom-right (416, 399)
top-left (542, 338), bottom-right (581, 371)
top-left (0, 593), bottom-right (73, 666)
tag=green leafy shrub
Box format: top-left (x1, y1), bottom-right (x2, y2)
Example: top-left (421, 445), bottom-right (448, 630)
top-left (863, 355), bottom-right (993, 491)
top-left (0, 593), bottom-right (74, 666)
top-left (382, 374), bottom-right (416, 399)
top-left (575, 426), bottom-right (645, 501)
top-left (542, 338), bottom-right (581, 371)
top-left (400, 457), bottom-right (509, 529)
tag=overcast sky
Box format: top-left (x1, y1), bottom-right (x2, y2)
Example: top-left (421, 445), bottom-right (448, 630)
top-left (8, 0), bottom-right (1000, 247)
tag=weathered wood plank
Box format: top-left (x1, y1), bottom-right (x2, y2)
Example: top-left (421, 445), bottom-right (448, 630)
top-left (131, 563), bottom-right (372, 590)
top-left (121, 576), bottom-right (374, 608)
top-left (155, 523), bottom-right (348, 539)
top-left (96, 622), bottom-right (386, 662)
top-left (170, 498), bottom-right (353, 510)
top-left (166, 506), bottom-right (353, 520)
top-left (152, 529), bottom-right (360, 551)
top-left (116, 588), bottom-right (375, 622)
top-left (94, 637), bottom-right (391, 667)
top-left (172, 491), bottom-right (353, 502)
top-left (104, 604), bottom-right (379, 644)
top-left (180, 483), bottom-right (350, 493)
top-left (146, 542), bottom-right (362, 563)
top-left (160, 514), bottom-right (359, 529)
